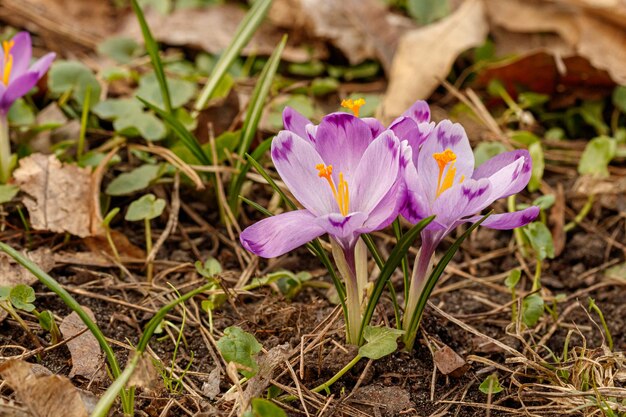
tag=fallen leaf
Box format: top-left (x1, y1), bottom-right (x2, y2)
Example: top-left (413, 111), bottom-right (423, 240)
top-left (117, 4), bottom-right (323, 63)
top-left (382, 0), bottom-right (488, 120)
top-left (13, 154), bottom-right (96, 238)
top-left (127, 354), bottom-right (158, 390)
top-left (351, 385), bottom-right (414, 417)
top-left (202, 367), bottom-right (221, 400)
top-left (242, 344), bottom-right (290, 406)
top-left (59, 308), bottom-right (106, 381)
top-left (433, 345), bottom-right (469, 378)
top-left (0, 248), bottom-right (54, 287)
top-left (0, 360), bottom-right (93, 417)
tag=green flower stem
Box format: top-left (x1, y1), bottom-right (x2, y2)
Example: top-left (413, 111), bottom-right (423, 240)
top-left (0, 242), bottom-right (132, 413)
top-left (145, 218), bottom-right (153, 283)
top-left (0, 113), bottom-right (11, 184)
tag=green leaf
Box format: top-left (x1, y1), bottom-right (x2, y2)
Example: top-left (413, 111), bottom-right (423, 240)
top-left (10, 284), bottom-right (36, 312)
top-left (251, 398), bottom-right (287, 417)
top-left (125, 194), bottom-right (166, 221)
top-left (523, 222), bottom-right (554, 261)
top-left (358, 326), bottom-right (404, 360)
top-left (8, 99), bottom-right (35, 126)
top-left (97, 36), bottom-right (144, 64)
top-left (136, 72), bottom-right (197, 110)
top-left (0, 184), bottom-right (19, 204)
top-left (38, 310), bottom-right (55, 331)
top-left (613, 86), bottom-right (626, 113)
top-left (48, 60), bottom-right (101, 108)
top-left (407, 0), bottom-right (450, 24)
top-left (310, 77), bottom-right (340, 96)
top-left (0, 286), bottom-right (10, 301)
top-left (474, 142), bottom-right (507, 167)
top-left (266, 95), bottom-right (316, 131)
top-left (106, 164), bottom-right (163, 196)
top-left (579, 100), bottom-right (608, 136)
top-left (518, 92), bottom-right (549, 109)
top-left (532, 194), bottom-right (555, 211)
top-left (93, 98), bottom-right (144, 119)
top-left (479, 373), bottom-right (504, 395)
top-left (578, 136), bottom-right (616, 178)
top-left (522, 293), bottom-right (544, 327)
top-left (114, 112), bottom-right (167, 141)
top-left (216, 326), bottom-right (262, 378)
top-left (195, 0), bottom-right (273, 111)
top-left (528, 141), bottom-right (544, 192)
top-left (510, 131), bottom-right (540, 146)
top-left (288, 60), bottom-right (325, 77)
top-left (545, 127), bottom-right (565, 141)
top-left (195, 258), bottom-right (222, 278)
top-left (504, 269), bottom-right (521, 290)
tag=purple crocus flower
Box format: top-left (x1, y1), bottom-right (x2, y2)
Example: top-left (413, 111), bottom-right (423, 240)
top-left (0, 32), bottom-right (55, 184)
top-left (0, 32), bottom-right (56, 114)
top-left (400, 117), bottom-right (539, 348)
top-left (240, 104), bottom-right (408, 343)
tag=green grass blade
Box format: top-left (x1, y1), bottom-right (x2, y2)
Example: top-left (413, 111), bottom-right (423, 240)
top-left (194, 0), bottom-right (273, 112)
top-left (404, 213), bottom-right (492, 341)
top-left (228, 36), bottom-right (287, 213)
top-left (131, 0), bottom-right (172, 114)
top-left (393, 219), bottom-right (411, 304)
top-left (358, 215), bottom-right (435, 345)
top-left (0, 242), bottom-right (131, 412)
top-left (139, 97), bottom-right (210, 165)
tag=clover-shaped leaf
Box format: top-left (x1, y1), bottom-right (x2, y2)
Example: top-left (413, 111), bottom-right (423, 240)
top-left (358, 326), bottom-right (404, 360)
top-left (479, 373), bottom-right (504, 395)
top-left (195, 258), bottom-right (222, 279)
top-left (48, 60), bottom-right (101, 108)
top-left (0, 286), bottom-right (10, 301)
top-left (135, 72), bottom-right (197, 109)
top-left (522, 293), bottom-right (544, 327)
top-left (216, 326), bottom-right (262, 378)
top-left (10, 284), bottom-right (36, 312)
top-left (523, 222), bottom-right (554, 261)
top-left (125, 194), bottom-right (166, 222)
top-left (105, 164), bottom-right (164, 196)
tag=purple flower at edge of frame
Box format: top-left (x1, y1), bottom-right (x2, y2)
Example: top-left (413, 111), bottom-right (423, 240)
top-left (400, 118), bottom-right (540, 236)
top-left (240, 109), bottom-right (411, 258)
top-left (0, 32), bottom-right (56, 114)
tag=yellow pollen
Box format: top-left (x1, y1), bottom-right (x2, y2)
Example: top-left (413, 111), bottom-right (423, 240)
top-left (433, 149), bottom-right (459, 197)
top-left (316, 163), bottom-right (350, 216)
top-left (341, 98), bottom-right (366, 117)
top-left (1, 40), bottom-right (15, 86)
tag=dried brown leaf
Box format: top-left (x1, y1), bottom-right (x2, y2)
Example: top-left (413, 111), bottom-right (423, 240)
top-left (382, 0), bottom-right (488, 120)
top-left (0, 360), bottom-right (92, 417)
top-left (0, 247), bottom-right (54, 287)
top-left (127, 354), bottom-right (158, 390)
top-left (59, 308), bottom-right (106, 381)
top-left (13, 154), bottom-right (96, 238)
top-left (433, 345), bottom-right (469, 378)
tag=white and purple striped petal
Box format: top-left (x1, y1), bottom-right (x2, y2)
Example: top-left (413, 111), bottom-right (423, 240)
top-left (463, 206), bottom-right (539, 230)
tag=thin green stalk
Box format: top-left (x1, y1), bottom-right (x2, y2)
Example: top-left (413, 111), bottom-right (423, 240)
top-left (392, 219), bottom-right (410, 303)
top-left (77, 85), bottom-right (91, 158)
top-left (532, 258), bottom-right (542, 292)
top-left (564, 194), bottom-right (594, 232)
top-left (588, 298), bottom-right (613, 351)
top-left (145, 218), bottom-right (153, 283)
top-left (194, 0), bottom-right (273, 113)
top-left (131, 0), bottom-right (172, 114)
top-left (0, 113), bottom-right (12, 184)
top-left (0, 242), bottom-right (131, 413)
top-left (508, 195), bottom-right (528, 258)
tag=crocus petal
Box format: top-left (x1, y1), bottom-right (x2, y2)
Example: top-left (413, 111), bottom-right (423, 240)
top-left (29, 52), bottom-right (55, 77)
top-left (474, 150), bottom-right (532, 201)
top-left (401, 100), bottom-right (431, 123)
top-left (314, 113), bottom-right (373, 177)
top-left (271, 131), bottom-right (336, 216)
top-left (417, 120), bottom-right (474, 202)
top-left (361, 117), bottom-right (385, 138)
top-left (431, 178), bottom-right (491, 228)
top-left (463, 206), bottom-right (539, 230)
top-left (350, 130), bottom-right (401, 214)
top-left (8, 32), bottom-right (32, 80)
top-left (316, 211), bottom-right (368, 249)
top-left (400, 162), bottom-right (430, 224)
top-left (390, 118), bottom-right (435, 166)
top-left (282, 106), bottom-right (313, 141)
top-left (0, 71), bottom-right (38, 113)
top-left (240, 210), bottom-right (325, 258)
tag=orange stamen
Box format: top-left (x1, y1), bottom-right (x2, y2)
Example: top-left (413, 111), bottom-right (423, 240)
top-left (316, 163), bottom-right (350, 216)
top-left (433, 149), bottom-right (458, 197)
top-left (341, 98), bottom-right (366, 117)
top-left (1, 40), bottom-right (15, 86)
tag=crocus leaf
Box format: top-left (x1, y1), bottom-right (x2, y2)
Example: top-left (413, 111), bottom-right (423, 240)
top-left (216, 326), bottom-right (262, 378)
top-left (528, 141), bottom-right (544, 192)
top-left (97, 36), bottom-right (144, 64)
top-left (105, 164), bottom-right (163, 196)
top-left (504, 269), bottom-right (521, 290)
top-left (250, 398), bottom-right (287, 417)
top-left (136, 72), bottom-right (197, 110)
top-left (479, 373), bottom-right (504, 395)
top-left (358, 326), bottom-right (404, 360)
top-left (523, 222), bottom-right (554, 261)
top-left (48, 60), bottom-right (101, 108)
top-left (578, 136), bottom-right (616, 178)
top-left (10, 284), bottom-right (36, 312)
top-left (125, 194), bottom-right (166, 221)
top-left (0, 184), bottom-right (19, 204)
top-left (522, 293), bottom-right (544, 327)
